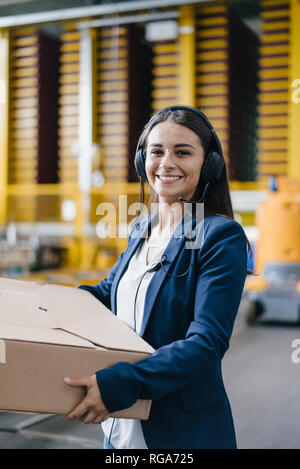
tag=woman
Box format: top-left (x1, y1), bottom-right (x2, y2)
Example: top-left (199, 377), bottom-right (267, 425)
top-left (64, 105), bottom-right (249, 449)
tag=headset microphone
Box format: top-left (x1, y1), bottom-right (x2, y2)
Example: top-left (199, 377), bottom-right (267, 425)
top-left (178, 182), bottom-right (211, 204)
top-left (147, 256), bottom-right (167, 273)
top-left (133, 255), bottom-right (167, 332)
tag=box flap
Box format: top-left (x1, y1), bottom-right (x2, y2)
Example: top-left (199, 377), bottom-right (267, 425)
top-left (0, 278), bottom-right (154, 355)
top-left (0, 325), bottom-right (95, 348)
top-left (0, 278), bottom-right (59, 329)
top-left (40, 284), bottom-right (154, 354)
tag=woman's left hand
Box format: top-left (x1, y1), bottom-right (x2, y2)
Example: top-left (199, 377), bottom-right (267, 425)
top-left (64, 374), bottom-right (110, 424)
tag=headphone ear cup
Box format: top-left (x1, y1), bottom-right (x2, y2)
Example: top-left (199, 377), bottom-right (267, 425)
top-left (134, 148), bottom-right (148, 182)
top-left (199, 151), bottom-right (225, 185)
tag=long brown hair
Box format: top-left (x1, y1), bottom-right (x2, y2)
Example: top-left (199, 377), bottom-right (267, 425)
top-left (136, 107), bottom-right (253, 274)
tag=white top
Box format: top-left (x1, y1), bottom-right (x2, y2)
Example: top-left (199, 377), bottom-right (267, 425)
top-left (101, 231), bottom-right (171, 449)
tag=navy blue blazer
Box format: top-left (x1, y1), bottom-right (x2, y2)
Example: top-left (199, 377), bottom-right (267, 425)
top-left (79, 210), bottom-right (248, 449)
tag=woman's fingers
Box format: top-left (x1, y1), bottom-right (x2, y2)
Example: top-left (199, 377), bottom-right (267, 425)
top-left (64, 376), bottom-right (89, 387)
top-left (92, 414), bottom-right (103, 424)
top-left (67, 397), bottom-right (90, 421)
top-left (80, 411), bottom-right (97, 424)
top-left (80, 411), bottom-right (110, 425)
top-left (65, 374), bottom-right (110, 422)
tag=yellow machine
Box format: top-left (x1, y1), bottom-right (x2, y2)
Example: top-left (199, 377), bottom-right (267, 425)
top-left (245, 176), bottom-right (300, 323)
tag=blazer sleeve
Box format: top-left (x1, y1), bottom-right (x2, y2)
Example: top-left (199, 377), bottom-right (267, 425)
top-left (96, 220), bottom-right (248, 413)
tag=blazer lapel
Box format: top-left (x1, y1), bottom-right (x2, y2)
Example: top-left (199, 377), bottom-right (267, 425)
top-left (111, 206), bottom-right (203, 338)
top-left (139, 236), bottom-right (186, 337)
top-left (140, 208), bottom-right (199, 337)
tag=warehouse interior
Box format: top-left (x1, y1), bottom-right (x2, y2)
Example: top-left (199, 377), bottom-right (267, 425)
top-left (0, 0), bottom-right (298, 282)
top-left (0, 0), bottom-right (300, 450)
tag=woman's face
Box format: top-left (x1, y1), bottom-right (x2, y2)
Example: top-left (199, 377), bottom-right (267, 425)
top-left (145, 121), bottom-right (205, 205)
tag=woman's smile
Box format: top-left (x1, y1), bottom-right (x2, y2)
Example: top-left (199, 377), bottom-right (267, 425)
top-left (155, 174), bottom-right (184, 183)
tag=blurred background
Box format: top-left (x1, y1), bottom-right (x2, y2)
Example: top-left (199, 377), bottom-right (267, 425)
top-left (0, 0), bottom-right (300, 449)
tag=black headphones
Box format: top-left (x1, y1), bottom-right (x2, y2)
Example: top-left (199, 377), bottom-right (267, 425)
top-left (134, 105), bottom-right (225, 194)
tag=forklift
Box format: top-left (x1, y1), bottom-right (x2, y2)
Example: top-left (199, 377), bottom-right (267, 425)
top-left (244, 176), bottom-right (300, 323)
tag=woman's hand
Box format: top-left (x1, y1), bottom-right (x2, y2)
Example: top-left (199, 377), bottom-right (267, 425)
top-left (64, 374), bottom-right (111, 424)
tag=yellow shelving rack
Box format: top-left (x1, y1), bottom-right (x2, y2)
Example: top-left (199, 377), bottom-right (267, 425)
top-left (288, 0), bottom-right (300, 177)
top-left (1, 1), bottom-right (300, 279)
top-left (0, 29), bottom-right (9, 228)
top-left (258, 0), bottom-right (291, 181)
top-left (195, 4), bottom-right (230, 165)
top-left (58, 24), bottom-right (80, 185)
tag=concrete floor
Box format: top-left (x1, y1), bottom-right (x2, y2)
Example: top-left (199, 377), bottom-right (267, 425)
top-left (1, 298), bottom-right (300, 449)
top-left (223, 321), bottom-right (300, 449)
top-left (0, 412), bottom-right (103, 449)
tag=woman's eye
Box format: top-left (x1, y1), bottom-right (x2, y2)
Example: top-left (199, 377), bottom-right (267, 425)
top-left (149, 149), bottom-right (190, 156)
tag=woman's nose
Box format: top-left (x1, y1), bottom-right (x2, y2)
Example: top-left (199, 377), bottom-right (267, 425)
top-left (160, 150), bottom-right (176, 168)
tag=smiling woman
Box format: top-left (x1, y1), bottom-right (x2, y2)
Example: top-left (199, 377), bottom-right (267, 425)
top-left (68, 105), bottom-right (251, 450)
top-left (136, 106), bottom-right (229, 220)
top-left (145, 121), bottom-right (205, 207)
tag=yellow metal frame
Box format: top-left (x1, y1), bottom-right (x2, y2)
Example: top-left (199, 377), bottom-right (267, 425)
top-left (229, 181), bottom-right (269, 191)
top-left (178, 5), bottom-right (196, 106)
top-left (288, 0), bottom-right (300, 176)
top-left (0, 29), bottom-right (9, 226)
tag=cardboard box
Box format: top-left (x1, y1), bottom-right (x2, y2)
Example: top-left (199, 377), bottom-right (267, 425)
top-left (0, 277), bottom-right (154, 419)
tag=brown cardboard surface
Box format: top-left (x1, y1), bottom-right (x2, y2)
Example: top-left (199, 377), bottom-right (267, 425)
top-left (0, 278), bottom-right (154, 419)
top-left (0, 278), bottom-right (154, 354)
top-left (0, 325), bottom-right (93, 348)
